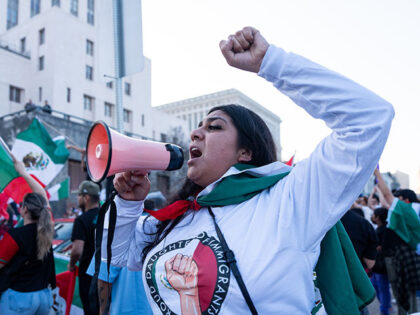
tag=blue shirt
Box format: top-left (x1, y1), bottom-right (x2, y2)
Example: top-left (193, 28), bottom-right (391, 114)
top-left (87, 258), bottom-right (152, 315)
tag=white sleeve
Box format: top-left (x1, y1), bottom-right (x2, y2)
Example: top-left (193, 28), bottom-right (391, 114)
top-left (101, 195), bottom-right (157, 270)
top-left (259, 45), bottom-right (394, 250)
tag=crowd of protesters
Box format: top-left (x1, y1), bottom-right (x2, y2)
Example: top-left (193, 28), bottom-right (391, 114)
top-left (0, 159), bottom-right (418, 314)
top-left (342, 168), bottom-right (420, 315)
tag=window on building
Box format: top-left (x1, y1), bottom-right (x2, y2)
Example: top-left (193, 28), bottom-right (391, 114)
top-left (188, 113), bottom-right (192, 131)
top-left (38, 56), bottom-right (44, 71)
top-left (106, 81), bottom-right (113, 89)
top-left (66, 87), bottom-right (71, 103)
top-left (70, 0), bottom-right (78, 16)
top-left (86, 39), bottom-right (94, 56)
top-left (104, 102), bottom-right (113, 117)
top-left (38, 87), bottom-right (42, 102)
top-left (20, 37), bottom-right (26, 54)
top-left (141, 114), bottom-right (145, 127)
top-left (160, 133), bottom-right (167, 142)
top-left (123, 109), bottom-right (131, 123)
top-left (85, 65), bottom-right (93, 80)
top-left (51, 0), bottom-right (60, 7)
top-left (87, 0), bottom-right (94, 25)
top-left (9, 85), bottom-right (22, 103)
top-left (7, 0), bottom-right (19, 30)
top-left (124, 82), bottom-right (131, 96)
top-left (39, 28), bottom-right (45, 45)
top-left (30, 0), bottom-right (41, 17)
top-left (83, 95), bottom-right (93, 111)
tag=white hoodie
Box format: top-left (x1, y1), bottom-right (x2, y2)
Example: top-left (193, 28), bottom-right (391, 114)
top-left (103, 45), bottom-right (394, 314)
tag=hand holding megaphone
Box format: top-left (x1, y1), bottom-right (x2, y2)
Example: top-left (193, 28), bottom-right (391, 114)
top-left (86, 121), bottom-right (184, 183)
top-left (113, 171), bottom-right (151, 201)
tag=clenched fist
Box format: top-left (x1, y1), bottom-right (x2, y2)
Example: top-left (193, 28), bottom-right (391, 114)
top-left (220, 26), bottom-right (269, 73)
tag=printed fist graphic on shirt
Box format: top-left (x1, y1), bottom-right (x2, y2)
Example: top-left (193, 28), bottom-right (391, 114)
top-left (165, 253), bottom-right (199, 293)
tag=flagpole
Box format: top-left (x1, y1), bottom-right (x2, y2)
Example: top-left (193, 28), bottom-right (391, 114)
top-left (36, 117), bottom-right (79, 146)
top-left (113, 0), bottom-right (125, 133)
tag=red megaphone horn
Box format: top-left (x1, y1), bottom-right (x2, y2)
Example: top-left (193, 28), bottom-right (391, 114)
top-left (86, 121), bottom-right (184, 183)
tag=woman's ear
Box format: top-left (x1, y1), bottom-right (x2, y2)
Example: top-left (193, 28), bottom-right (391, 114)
top-left (238, 148), bottom-right (252, 163)
top-left (20, 206), bottom-right (27, 216)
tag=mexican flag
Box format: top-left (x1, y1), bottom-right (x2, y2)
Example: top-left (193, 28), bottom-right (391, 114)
top-left (0, 192), bottom-right (10, 220)
top-left (49, 178), bottom-right (70, 201)
top-left (388, 199), bottom-right (420, 250)
top-left (11, 118), bottom-right (69, 186)
top-left (54, 253), bottom-right (83, 314)
top-left (0, 137), bottom-right (19, 192)
top-left (3, 175), bottom-right (50, 204)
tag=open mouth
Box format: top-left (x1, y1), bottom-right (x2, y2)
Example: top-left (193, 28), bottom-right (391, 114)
top-left (189, 147), bottom-right (202, 159)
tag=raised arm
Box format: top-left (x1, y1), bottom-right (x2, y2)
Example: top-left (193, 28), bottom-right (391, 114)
top-left (373, 169), bottom-right (394, 208)
top-left (66, 144), bottom-right (86, 171)
top-left (221, 27), bottom-right (394, 247)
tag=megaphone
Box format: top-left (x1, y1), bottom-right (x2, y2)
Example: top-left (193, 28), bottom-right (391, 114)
top-left (86, 121), bottom-right (184, 183)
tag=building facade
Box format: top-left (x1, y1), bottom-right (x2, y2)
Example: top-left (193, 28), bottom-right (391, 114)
top-left (156, 89), bottom-right (282, 161)
top-left (0, 0), bottom-right (188, 141)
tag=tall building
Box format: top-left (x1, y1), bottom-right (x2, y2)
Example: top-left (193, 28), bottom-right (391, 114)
top-left (156, 89), bottom-right (282, 161)
top-left (0, 0), bottom-right (187, 140)
top-left (392, 170), bottom-right (410, 190)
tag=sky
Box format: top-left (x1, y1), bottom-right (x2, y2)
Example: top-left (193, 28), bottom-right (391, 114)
top-left (141, 0), bottom-right (420, 192)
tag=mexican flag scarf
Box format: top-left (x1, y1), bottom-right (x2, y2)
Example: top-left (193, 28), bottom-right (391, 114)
top-left (388, 199), bottom-right (420, 250)
top-left (146, 163), bottom-right (375, 314)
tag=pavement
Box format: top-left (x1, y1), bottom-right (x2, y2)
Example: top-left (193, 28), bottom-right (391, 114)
top-left (368, 294), bottom-right (420, 314)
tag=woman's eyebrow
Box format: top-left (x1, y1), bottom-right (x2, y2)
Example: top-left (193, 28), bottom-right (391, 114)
top-left (207, 116), bottom-right (228, 124)
top-left (198, 116), bottom-right (228, 128)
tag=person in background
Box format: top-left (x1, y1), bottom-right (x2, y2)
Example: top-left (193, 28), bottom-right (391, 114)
top-left (86, 258), bottom-right (153, 315)
top-left (341, 207), bottom-right (378, 315)
top-left (371, 207), bottom-right (392, 315)
top-left (394, 188), bottom-right (420, 216)
top-left (42, 100), bottom-right (52, 114)
top-left (341, 207), bottom-right (378, 270)
top-left (68, 180), bottom-right (100, 315)
top-left (368, 192), bottom-right (380, 210)
top-left (24, 99), bottom-right (36, 113)
top-left (374, 168), bottom-right (420, 314)
top-left (354, 193), bottom-right (376, 227)
top-left (356, 195), bottom-right (368, 207)
top-left (0, 155), bottom-right (56, 314)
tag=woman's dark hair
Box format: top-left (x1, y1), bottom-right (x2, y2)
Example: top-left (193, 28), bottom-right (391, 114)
top-left (141, 104), bottom-right (277, 262)
top-left (209, 104), bottom-right (277, 166)
top-left (372, 194), bottom-right (380, 203)
top-left (23, 193), bottom-right (54, 260)
top-left (373, 207), bottom-right (388, 225)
